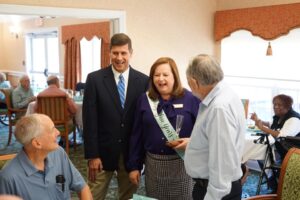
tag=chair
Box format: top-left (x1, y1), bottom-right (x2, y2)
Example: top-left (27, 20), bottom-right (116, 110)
top-left (36, 95), bottom-right (76, 154)
top-left (246, 147), bottom-right (300, 200)
top-left (255, 133), bottom-right (281, 195)
top-left (0, 89), bottom-right (27, 145)
top-left (0, 153), bottom-right (17, 170)
top-left (75, 82), bottom-right (85, 92)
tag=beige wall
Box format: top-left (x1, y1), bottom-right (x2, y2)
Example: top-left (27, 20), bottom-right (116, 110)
top-left (0, 0), bottom-right (217, 87)
top-left (0, 23), bottom-right (3, 68)
top-left (217, 0), bottom-right (300, 10)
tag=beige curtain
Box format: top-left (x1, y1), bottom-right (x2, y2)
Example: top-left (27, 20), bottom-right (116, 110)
top-left (62, 22), bottom-right (110, 90)
top-left (215, 3), bottom-right (300, 41)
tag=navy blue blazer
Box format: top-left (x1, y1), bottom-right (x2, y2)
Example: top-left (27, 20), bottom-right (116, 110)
top-left (83, 65), bottom-right (149, 171)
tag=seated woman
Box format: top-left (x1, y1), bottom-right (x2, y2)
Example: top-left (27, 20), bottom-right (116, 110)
top-left (251, 94), bottom-right (300, 193)
top-left (251, 94), bottom-right (300, 159)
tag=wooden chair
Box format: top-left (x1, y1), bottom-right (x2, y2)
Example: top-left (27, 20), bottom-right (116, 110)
top-left (0, 153), bottom-right (17, 170)
top-left (36, 95), bottom-right (76, 154)
top-left (0, 89), bottom-right (27, 145)
top-left (246, 147), bottom-right (300, 200)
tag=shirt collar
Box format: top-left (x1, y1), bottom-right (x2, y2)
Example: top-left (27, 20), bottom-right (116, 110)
top-left (111, 66), bottom-right (130, 83)
top-left (201, 80), bottom-right (224, 107)
top-left (18, 148), bottom-right (54, 177)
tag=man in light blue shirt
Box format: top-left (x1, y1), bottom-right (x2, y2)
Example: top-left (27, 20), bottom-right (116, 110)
top-left (0, 114), bottom-right (92, 200)
top-left (12, 75), bottom-right (36, 109)
top-left (184, 54), bottom-right (245, 200)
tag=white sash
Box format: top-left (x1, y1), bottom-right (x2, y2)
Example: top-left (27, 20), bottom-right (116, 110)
top-left (146, 93), bottom-right (184, 159)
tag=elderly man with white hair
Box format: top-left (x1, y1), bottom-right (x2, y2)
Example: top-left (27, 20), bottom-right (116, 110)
top-left (184, 54), bottom-right (245, 200)
top-left (12, 75), bottom-right (36, 109)
top-left (0, 114), bottom-right (93, 200)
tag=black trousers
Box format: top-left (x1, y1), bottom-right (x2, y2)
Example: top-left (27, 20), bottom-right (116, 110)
top-left (192, 179), bottom-right (242, 200)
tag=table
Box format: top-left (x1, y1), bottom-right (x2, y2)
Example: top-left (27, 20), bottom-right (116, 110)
top-left (242, 130), bottom-right (275, 163)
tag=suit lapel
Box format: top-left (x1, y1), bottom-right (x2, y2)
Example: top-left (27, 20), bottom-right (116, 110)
top-left (103, 66), bottom-right (123, 113)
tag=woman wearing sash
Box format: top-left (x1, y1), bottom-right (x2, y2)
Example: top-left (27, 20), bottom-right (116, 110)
top-left (127, 57), bottom-right (200, 199)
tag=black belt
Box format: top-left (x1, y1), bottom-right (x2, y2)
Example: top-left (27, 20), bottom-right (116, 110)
top-left (193, 178), bottom-right (240, 188)
top-left (193, 178), bottom-right (209, 188)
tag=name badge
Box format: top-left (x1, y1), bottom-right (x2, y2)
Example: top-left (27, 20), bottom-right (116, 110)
top-left (173, 104), bottom-right (183, 108)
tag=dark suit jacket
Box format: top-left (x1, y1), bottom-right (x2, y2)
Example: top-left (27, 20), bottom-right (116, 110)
top-left (83, 65), bottom-right (149, 171)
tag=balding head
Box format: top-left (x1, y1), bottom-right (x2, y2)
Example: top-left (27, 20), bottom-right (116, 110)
top-left (46, 75), bottom-right (59, 87)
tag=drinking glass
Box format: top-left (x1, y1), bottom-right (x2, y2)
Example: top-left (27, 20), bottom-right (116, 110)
top-left (176, 115), bottom-right (184, 137)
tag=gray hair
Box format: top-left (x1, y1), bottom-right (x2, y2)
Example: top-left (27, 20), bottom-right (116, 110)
top-left (14, 114), bottom-right (47, 145)
top-left (186, 54), bottom-right (223, 86)
top-left (0, 72), bottom-right (6, 82)
top-left (47, 75), bottom-right (59, 85)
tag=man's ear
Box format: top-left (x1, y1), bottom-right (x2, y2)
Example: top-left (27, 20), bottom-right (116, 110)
top-left (31, 138), bottom-right (42, 149)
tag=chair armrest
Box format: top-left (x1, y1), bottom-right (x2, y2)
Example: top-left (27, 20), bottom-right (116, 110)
top-left (246, 194), bottom-right (277, 200)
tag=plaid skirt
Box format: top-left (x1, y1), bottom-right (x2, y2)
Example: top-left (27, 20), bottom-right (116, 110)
top-left (145, 152), bottom-right (194, 200)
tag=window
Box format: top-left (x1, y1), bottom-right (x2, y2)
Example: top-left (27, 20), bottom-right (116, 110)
top-left (80, 37), bottom-right (101, 82)
top-left (221, 29), bottom-right (300, 123)
top-left (25, 29), bottom-right (59, 92)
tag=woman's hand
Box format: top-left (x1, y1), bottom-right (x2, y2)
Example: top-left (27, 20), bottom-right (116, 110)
top-left (250, 112), bottom-right (258, 122)
top-left (129, 170), bottom-right (140, 186)
top-left (166, 138), bottom-right (190, 150)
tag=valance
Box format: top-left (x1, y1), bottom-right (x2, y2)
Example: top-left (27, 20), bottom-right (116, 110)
top-left (215, 3), bottom-right (300, 41)
top-left (61, 21), bottom-right (110, 43)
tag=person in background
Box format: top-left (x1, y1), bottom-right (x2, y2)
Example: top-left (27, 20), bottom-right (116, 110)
top-left (184, 54), bottom-right (245, 200)
top-left (251, 94), bottom-right (300, 145)
top-left (0, 72), bottom-right (11, 109)
top-left (251, 94), bottom-right (300, 193)
top-left (83, 33), bottom-right (149, 200)
top-left (34, 75), bottom-right (77, 118)
top-left (0, 114), bottom-right (93, 200)
top-left (127, 57), bottom-right (200, 199)
top-left (12, 75), bottom-right (36, 109)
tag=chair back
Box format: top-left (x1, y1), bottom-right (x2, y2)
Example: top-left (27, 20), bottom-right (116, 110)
top-left (36, 95), bottom-right (73, 154)
top-left (36, 96), bottom-right (68, 125)
top-left (0, 88), bottom-right (26, 145)
top-left (278, 147), bottom-right (300, 199)
top-left (0, 88), bottom-right (13, 111)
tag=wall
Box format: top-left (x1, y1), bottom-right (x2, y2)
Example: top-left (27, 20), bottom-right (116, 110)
top-left (0, 23), bottom-right (3, 68)
top-left (0, 0), bottom-right (217, 87)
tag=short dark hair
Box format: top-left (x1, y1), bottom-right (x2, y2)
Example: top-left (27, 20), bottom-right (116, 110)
top-left (273, 94), bottom-right (293, 110)
top-left (148, 57), bottom-right (184, 100)
top-left (110, 33), bottom-right (132, 51)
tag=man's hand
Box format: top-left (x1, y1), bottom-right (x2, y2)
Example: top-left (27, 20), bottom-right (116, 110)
top-left (129, 170), bottom-right (140, 185)
top-left (88, 158), bottom-right (102, 182)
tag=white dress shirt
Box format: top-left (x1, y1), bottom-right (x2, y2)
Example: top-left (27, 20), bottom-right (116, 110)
top-left (112, 66), bottom-right (130, 100)
top-left (184, 80), bottom-right (245, 200)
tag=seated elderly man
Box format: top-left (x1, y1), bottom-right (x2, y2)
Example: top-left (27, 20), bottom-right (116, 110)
top-left (35, 75), bottom-right (77, 117)
top-left (0, 114), bottom-right (92, 200)
top-left (0, 72), bottom-right (11, 109)
top-left (12, 75), bottom-right (36, 109)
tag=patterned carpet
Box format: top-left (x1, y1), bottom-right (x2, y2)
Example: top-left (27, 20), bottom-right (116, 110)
top-left (0, 122), bottom-right (272, 199)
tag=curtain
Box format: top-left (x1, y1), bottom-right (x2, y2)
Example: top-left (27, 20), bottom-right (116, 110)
top-left (215, 3), bottom-right (300, 41)
top-left (62, 22), bottom-right (110, 90)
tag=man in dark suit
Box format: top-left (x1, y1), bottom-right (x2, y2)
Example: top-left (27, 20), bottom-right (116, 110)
top-left (83, 33), bottom-right (149, 200)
